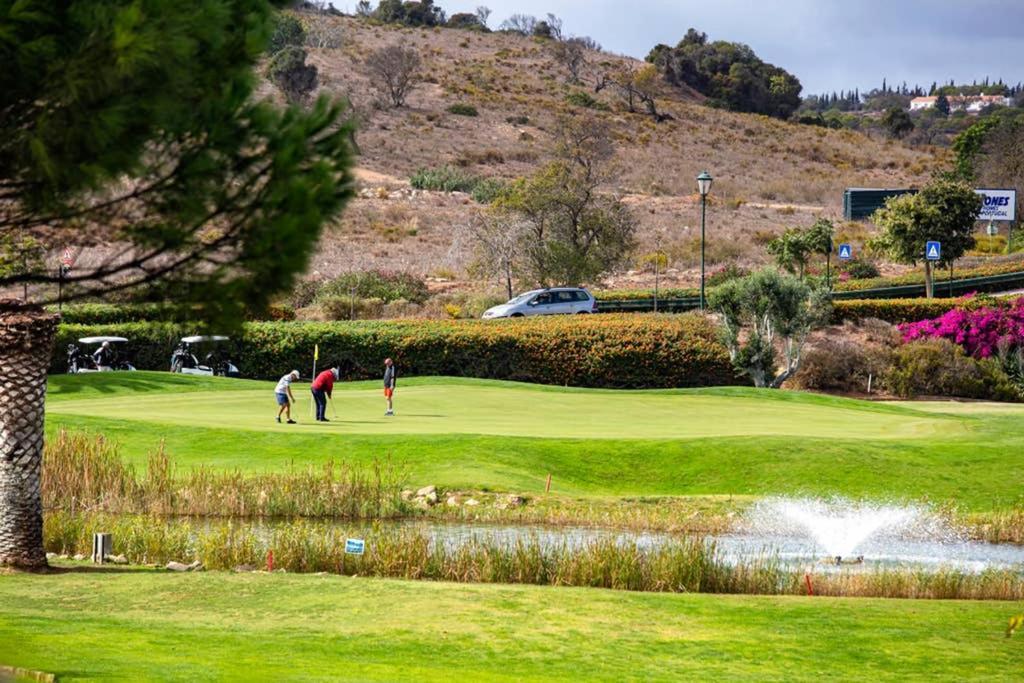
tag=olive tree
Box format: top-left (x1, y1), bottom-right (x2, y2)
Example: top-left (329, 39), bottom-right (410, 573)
top-left (709, 269), bottom-right (831, 388)
top-left (871, 180), bottom-right (980, 298)
top-left (0, 0), bottom-right (354, 569)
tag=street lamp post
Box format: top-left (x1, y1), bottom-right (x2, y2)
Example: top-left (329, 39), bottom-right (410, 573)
top-left (696, 171), bottom-right (713, 311)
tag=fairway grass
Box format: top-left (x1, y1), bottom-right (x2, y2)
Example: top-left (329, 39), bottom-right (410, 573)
top-left (2, 566), bottom-right (1023, 681)
top-left (44, 373), bottom-right (1024, 508)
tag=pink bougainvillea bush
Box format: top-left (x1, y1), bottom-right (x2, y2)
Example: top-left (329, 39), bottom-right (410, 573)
top-left (900, 296), bottom-right (1024, 358)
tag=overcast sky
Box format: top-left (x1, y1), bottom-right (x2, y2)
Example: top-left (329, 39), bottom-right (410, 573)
top-left (431, 0), bottom-right (1024, 95)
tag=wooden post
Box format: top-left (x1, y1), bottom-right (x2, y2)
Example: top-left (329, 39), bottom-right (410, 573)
top-left (545, 473), bottom-right (552, 494)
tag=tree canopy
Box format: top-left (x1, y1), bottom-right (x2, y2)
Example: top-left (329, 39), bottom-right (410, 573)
top-left (491, 116), bottom-right (636, 286)
top-left (646, 29), bottom-right (802, 119)
top-left (871, 180), bottom-right (980, 298)
top-left (0, 0), bottom-right (355, 322)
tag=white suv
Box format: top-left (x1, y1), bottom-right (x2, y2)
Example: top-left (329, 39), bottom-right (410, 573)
top-left (482, 288), bottom-right (597, 319)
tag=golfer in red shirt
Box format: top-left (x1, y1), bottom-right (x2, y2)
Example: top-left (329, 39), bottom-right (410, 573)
top-left (311, 365), bottom-right (339, 422)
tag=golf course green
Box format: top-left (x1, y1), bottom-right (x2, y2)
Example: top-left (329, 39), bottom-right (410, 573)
top-left (45, 372), bottom-right (1024, 508)
top-left (1, 564), bottom-right (1022, 681)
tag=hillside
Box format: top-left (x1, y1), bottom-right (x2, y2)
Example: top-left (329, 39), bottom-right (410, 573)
top-left (281, 15), bottom-right (940, 290)
top-left (45, 13), bottom-right (942, 297)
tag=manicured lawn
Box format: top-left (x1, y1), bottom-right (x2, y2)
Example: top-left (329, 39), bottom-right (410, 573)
top-left (1, 566), bottom-right (1021, 681)
top-left (45, 373), bottom-right (1024, 508)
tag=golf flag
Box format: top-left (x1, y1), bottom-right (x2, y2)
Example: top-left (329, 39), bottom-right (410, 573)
top-left (314, 344), bottom-right (319, 361)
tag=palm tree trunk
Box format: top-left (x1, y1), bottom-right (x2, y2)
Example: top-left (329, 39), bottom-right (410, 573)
top-left (0, 300), bottom-right (59, 569)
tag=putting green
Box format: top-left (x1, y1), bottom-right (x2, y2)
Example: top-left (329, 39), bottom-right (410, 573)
top-left (43, 373), bottom-right (1024, 506)
top-left (47, 373), bottom-right (963, 440)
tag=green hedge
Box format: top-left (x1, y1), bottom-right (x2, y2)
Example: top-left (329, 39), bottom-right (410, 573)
top-left (831, 297), bottom-right (1007, 324)
top-left (53, 314), bottom-right (739, 389)
top-left (53, 303), bottom-right (294, 325)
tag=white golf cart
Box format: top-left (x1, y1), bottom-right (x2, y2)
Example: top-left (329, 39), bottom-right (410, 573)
top-left (169, 335), bottom-right (240, 377)
top-left (67, 336), bottom-right (137, 373)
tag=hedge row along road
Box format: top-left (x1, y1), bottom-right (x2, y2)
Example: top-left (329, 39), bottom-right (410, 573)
top-left (53, 314), bottom-right (736, 387)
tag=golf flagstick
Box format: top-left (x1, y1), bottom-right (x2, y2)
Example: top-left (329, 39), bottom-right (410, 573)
top-left (310, 344), bottom-right (318, 419)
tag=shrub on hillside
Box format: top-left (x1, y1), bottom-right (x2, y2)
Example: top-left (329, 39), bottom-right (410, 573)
top-left (839, 259), bottom-right (881, 280)
top-left (446, 103), bottom-right (479, 117)
top-left (314, 270), bottom-right (430, 305)
top-left (564, 90), bottom-right (610, 111)
top-left (883, 338), bottom-right (1020, 401)
top-left (410, 166), bottom-right (480, 193)
top-left (506, 115), bottom-right (530, 125)
top-left (268, 12), bottom-right (304, 54)
top-left (706, 264), bottom-right (748, 287)
top-left (52, 315), bottom-right (738, 389)
top-left (470, 177), bottom-right (508, 204)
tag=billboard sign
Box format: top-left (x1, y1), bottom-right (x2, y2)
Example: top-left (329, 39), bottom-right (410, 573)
top-left (976, 189), bottom-right (1017, 222)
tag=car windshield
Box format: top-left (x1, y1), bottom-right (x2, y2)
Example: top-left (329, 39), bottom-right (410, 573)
top-left (506, 293), bottom-right (536, 305)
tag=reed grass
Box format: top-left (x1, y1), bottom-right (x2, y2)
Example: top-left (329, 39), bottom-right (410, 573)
top-left (43, 430), bottom-right (409, 519)
top-left (44, 512), bottom-right (1024, 601)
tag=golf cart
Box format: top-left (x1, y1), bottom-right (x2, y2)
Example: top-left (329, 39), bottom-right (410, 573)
top-left (170, 335), bottom-right (240, 377)
top-left (67, 336), bottom-right (137, 374)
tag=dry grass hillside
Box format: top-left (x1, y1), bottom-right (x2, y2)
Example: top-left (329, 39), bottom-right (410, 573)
top-left (282, 15), bottom-right (943, 290)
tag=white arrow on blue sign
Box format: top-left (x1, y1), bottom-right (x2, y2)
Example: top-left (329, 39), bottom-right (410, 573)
top-left (925, 241), bottom-right (942, 261)
top-left (345, 538), bottom-right (365, 555)
top-left (838, 244), bottom-right (853, 260)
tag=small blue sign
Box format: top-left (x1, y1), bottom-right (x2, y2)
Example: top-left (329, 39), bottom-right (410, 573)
top-left (838, 244), bottom-right (853, 260)
top-left (345, 538), bottom-right (365, 555)
top-left (925, 241), bottom-right (942, 261)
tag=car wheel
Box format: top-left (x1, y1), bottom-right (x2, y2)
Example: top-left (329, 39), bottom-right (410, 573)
top-left (510, 313), bottom-right (524, 317)
top-left (576, 311), bottom-right (589, 314)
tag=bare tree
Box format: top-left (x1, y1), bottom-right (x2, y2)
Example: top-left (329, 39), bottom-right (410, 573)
top-left (364, 44), bottom-right (421, 108)
top-left (500, 13), bottom-right (537, 35)
top-left (463, 213), bottom-right (527, 299)
top-left (550, 37), bottom-right (587, 84)
top-left (304, 17), bottom-right (344, 48)
top-left (475, 5), bottom-right (491, 28)
top-left (355, 1), bottom-right (373, 17)
top-left (544, 13), bottom-right (564, 41)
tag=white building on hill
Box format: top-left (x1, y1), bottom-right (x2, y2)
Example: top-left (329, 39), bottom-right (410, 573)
top-left (909, 94), bottom-right (1013, 113)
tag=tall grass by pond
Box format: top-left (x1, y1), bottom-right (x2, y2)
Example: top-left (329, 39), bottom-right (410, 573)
top-left (44, 512), bottom-right (1024, 601)
top-left (43, 430), bottom-right (408, 519)
top-left (44, 431), bottom-right (1024, 543)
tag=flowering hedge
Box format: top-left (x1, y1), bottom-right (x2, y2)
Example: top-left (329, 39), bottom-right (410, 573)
top-left (900, 297), bottom-right (1024, 358)
top-left (832, 297), bottom-right (995, 325)
top-left (53, 314), bottom-right (738, 389)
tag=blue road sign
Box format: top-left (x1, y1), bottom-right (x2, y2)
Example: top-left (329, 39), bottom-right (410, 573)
top-left (925, 241), bottom-right (942, 261)
top-left (838, 244), bottom-right (853, 260)
top-left (345, 538), bottom-right (365, 555)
